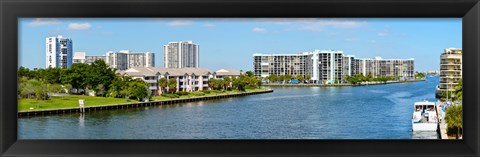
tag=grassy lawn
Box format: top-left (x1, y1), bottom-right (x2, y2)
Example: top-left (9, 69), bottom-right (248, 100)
top-left (18, 95), bottom-right (137, 112)
top-left (18, 88), bottom-right (271, 111)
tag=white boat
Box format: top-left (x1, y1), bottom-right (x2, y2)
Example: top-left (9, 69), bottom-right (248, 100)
top-left (412, 101), bottom-right (438, 131)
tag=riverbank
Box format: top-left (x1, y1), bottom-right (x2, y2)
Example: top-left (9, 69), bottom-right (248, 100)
top-left (262, 79), bottom-right (425, 87)
top-left (18, 88), bottom-right (273, 117)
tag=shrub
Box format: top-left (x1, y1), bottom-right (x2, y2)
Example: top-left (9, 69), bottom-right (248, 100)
top-left (176, 91), bottom-right (189, 96)
top-left (190, 91), bottom-right (205, 96)
top-left (161, 93), bottom-right (179, 98)
top-left (201, 90), bottom-right (211, 94)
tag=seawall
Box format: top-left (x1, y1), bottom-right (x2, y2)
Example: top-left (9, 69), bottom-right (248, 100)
top-left (18, 89), bottom-right (273, 117)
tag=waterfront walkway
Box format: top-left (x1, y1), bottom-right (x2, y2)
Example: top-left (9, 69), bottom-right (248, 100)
top-left (18, 89), bottom-right (273, 117)
top-left (436, 102), bottom-right (448, 139)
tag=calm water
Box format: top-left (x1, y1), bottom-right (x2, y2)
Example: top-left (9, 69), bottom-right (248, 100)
top-left (19, 76), bottom-right (440, 139)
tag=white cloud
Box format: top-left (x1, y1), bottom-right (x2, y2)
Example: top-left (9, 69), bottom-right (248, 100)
top-left (377, 32), bottom-right (389, 36)
top-left (345, 38), bottom-right (359, 41)
top-left (368, 40), bottom-right (377, 43)
top-left (29, 18), bottom-right (61, 27)
top-left (252, 27), bottom-right (266, 33)
top-left (68, 23), bottom-right (92, 30)
top-left (167, 20), bottom-right (193, 27)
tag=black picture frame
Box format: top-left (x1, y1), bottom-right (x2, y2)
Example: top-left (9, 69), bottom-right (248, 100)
top-left (1, 0), bottom-right (479, 156)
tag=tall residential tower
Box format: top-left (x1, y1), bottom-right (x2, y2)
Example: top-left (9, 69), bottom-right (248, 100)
top-left (164, 41), bottom-right (199, 68)
top-left (438, 48), bottom-right (462, 93)
top-left (46, 35), bottom-right (73, 69)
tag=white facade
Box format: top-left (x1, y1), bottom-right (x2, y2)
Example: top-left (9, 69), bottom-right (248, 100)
top-left (105, 50), bottom-right (154, 70)
top-left (439, 48), bottom-right (462, 92)
top-left (46, 35), bottom-right (73, 68)
top-left (73, 52), bottom-right (86, 64)
top-left (254, 50), bottom-right (415, 84)
top-left (164, 41), bottom-right (199, 68)
top-left (120, 67), bottom-right (240, 95)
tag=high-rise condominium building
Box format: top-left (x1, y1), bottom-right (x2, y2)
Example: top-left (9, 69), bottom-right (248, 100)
top-left (438, 48), bottom-right (462, 92)
top-left (164, 41), bottom-right (199, 68)
top-left (105, 50), bottom-right (154, 70)
top-left (358, 57), bottom-right (415, 81)
top-left (253, 50), bottom-right (415, 84)
top-left (46, 35), bottom-right (73, 69)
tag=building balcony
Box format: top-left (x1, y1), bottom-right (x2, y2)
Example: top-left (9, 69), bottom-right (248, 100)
top-left (149, 86), bottom-right (158, 90)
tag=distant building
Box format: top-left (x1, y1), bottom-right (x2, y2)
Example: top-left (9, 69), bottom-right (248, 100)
top-left (164, 41), bottom-right (199, 68)
top-left (119, 67), bottom-right (240, 95)
top-left (46, 35), bottom-right (73, 69)
top-left (105, 50), bottom-right (154, 70)
top-left (73, 52), bottom-right (107, 64)
top-left (358, 57), bottom-right (415, 81)
top-left (438, 48), bottom-right (462, 93)
top-left (73, 52), bottom-right (86, 64)
top-left (254, 50), bottom-right (415, 84)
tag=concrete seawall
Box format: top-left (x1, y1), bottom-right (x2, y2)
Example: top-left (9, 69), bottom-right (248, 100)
top-left (18, 89), bottom-right (273, 117)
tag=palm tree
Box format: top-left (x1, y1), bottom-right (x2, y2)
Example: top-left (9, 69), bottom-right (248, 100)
top-left (167, 78), bottom-right (177, 93)
top-left (223, 77), bottom-right (232, 90)
top-left (454, 79), bottom-right (462, 101)
top-left (158, 78), bottom-right (168, 93)
top-left (445, 104), bottom-right (462, 139)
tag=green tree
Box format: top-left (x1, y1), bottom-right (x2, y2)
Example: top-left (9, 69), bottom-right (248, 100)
top-left (305, 75), bottom-right (311, 83)
top-left (278, 75), bottom-right (285, 84)
top-left (48, 84), bottom-right (65, 94)
top-left (445, 104), bottom-right (463, 139)
top-left (19, 77), bottom-right (35, 99)
top-left (366, 72), bottom-right (373, 82)
top-left (127, 78), bottom-right (150, 101)
top-left (296, 75), bottom-right (305, 83)
top-left (454, 79), bottom-right (462, 100)
top-left (43, 67), bottom-right (64, 84)
top-left (64, 84), bottom-right (73, 94)
top-left (269, 74), bottom-right (278, 83)
top-left (168, 78), bottom-right (177, 93)
top-left (61, 63), bottom-right (90, 94)
top-left (87, 60), bottom-right (116, 95)
top-left (28, 79), bottom-right (49, 100)
top-left (245, 71), bottom-right (255, 77)
top-left (223, 77), bottom-right (232, 90)
top-left (158, 78), bottom-right (168, 93)
top-left (285, 74), bottom-right (292, 82)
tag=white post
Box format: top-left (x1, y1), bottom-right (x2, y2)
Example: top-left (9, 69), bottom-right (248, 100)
top-left (79, 99), bottom-right (85, 113)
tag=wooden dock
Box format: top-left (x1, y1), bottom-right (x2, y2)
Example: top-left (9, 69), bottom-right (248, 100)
top-left (18, 89), bottom-right (273, 117)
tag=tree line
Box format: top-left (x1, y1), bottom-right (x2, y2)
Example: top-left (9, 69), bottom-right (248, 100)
top-left (263, 74), bottom-right (312, 84)
top-left (18, 60), bottom-right (150, 101)
top-left (344, 73), bottom-right (400, 84)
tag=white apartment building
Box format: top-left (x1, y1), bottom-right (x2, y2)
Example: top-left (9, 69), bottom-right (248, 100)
top-left (438, 48), bottom-right (462, 92)
top-left (73, 52), bottom-right (107, 64)
top-left (46, 35), bottom-right (73, 69)
top-left (358, 57), bottom-right (415, 81)
top-left (105, 50), bottom-right (154, 70)
top-left (119, 67), bottom-right (240, 95)
top-left (254, 50), bottom-right (415, 84)
top-left (73, 52), bottom-right (86, 64)
top-left (164, 41), bottom-right (199, 68)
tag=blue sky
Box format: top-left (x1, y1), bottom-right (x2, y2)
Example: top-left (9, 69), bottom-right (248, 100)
top-left (19, 18), bottom-right (462, 71)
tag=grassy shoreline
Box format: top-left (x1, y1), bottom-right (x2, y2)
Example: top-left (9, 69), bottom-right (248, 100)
top-left (18, 88), bottom-right (271, 112)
